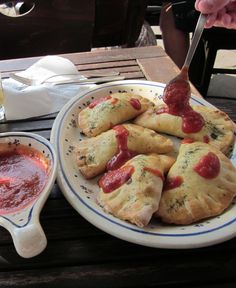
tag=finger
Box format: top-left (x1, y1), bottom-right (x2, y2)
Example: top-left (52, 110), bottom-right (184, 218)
top-left (195, 0), bottom-right (231, 14)
top-left (205, 13), bottom-right (218, 28)
top-left (212, 11), bottom-right (236, 28)
top-left (224, 11), bottom-right (236, 28)
top-left (221, 13), bottom-right (232, 25)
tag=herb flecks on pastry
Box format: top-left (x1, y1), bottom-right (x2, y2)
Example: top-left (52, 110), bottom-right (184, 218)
top-left (134, 105), bottom-right (234, 154)
top-left (156, 142), bottom-right (236, 225)
top-left (98, 154), bottom-right (175, 227)
top-left (78, 92), bottom-right (153, 137)
top-left (76, 124), bottom-right (174, 179)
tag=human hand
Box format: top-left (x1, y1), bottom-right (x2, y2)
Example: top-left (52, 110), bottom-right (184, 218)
top-left (195, 0), bottom-right (236, 29)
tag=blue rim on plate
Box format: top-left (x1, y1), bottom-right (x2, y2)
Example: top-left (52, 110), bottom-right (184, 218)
top-left (50, 80), bottom-right (236, 249)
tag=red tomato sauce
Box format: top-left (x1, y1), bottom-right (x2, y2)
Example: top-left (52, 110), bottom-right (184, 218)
top-left (143, 167), bottom-right (164, 181)
top-left (203, 135), bottom-right (210, 143)
top-left (181, 109), bottom-right (204, 133)
top-left (88, 95), bottom-right (112, 109)
top-left (106, 125), bottom-right (137, 171)
top-left (194, 152), bottom-right (220, 179)
top-left (156, 106), bottom-right (168, 115)
top-left (161, 66), bottom-right (205, 133)
top-left (99, 165), bottom-right (134, 193)
top-left (129, 98), bottom-right (141, 110)
top-left (181, 138), bottom-right (194, 144)
top-left (0, 144), bottom-right (49, 214)
top-left (164, 176), bottom-right (183, 191)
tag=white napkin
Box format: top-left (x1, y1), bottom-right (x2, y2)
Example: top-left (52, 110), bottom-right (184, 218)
top-left (2, 56), bottom-right (94, 120)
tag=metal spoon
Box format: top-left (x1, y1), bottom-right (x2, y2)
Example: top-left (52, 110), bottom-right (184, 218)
top-left (164, 13), bottom-right (207, 89)
top-left (183, 13), bottom-right (207, 69)
top-left (162, 13), bottom-right (207, 110)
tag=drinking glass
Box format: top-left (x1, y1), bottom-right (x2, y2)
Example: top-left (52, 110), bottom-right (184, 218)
top-left (0, 72), bottom-right (5, 120)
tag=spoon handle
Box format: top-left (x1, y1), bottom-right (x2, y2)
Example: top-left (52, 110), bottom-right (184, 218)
top-left (183, 13), bottom-right (207, 68)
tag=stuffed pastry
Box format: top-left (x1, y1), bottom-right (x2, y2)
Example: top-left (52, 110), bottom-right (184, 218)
top-left (78, 92), bottom-right (153, 137)
top-left (76, 123), bottom-right (173, 179)
top-left (97, 154), bottom-right (175, 227)
top-left (156, 142), bottom-right (236, 225)
top-left (134, 104), bottom-right (235, 154)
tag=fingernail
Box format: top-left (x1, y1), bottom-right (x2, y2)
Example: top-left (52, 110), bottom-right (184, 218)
top-left (205, 0), bottom-right (214, 7)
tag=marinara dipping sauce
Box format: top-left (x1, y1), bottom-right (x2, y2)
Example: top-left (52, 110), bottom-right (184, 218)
top-left (164, 176), bottom-right (183, 191)
top-left (106, 125), bottom-right (137, 171)
top-left (88, 95), bottom-right (112, 109)
top-left (194, 152), bottom-right (220, 179)
top-left (0, 143), bottom-right (49, 214)
top-left (99, 165), bottom-right (135, 193)
top-left (162, 66), bottom-right (204, 133)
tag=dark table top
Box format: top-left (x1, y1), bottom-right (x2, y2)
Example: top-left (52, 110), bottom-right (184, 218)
top-left (0, 46), bottom-right (236, 288)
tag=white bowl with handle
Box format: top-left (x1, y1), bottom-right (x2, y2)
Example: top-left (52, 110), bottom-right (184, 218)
top-left (0, 132), bottom-right (57, 258)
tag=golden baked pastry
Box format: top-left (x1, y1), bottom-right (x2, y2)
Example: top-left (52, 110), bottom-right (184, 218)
top-left (97, 154), bottom-right (175, 227)
top-left (156, 142), bottom-right (236, 225)
top-left (134, 104), bottom-right (235, 154)
top-left (76, 123), bottom-right (174, 179)
top-left (78, 92), bottom-right (153, 137)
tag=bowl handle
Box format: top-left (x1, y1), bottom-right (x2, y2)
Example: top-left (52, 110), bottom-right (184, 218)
top-left (8, 219), bottom-right (47, 258)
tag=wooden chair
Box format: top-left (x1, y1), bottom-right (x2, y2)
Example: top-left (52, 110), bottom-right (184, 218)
top-left (189, 28), bottom-right (236, 97)
top-left (144, 0), bottom-right (162, 39)
top-left (93, 0), bottom-right (148, 48)
top-left (145, 0), bottom-right (162, 25)
top-left (0, 0), bottom-right (95, 60)
top-left (0, 0), bottom-right (148, 60)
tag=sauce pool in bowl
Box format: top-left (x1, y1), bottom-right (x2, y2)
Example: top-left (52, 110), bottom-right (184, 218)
top-left (0, 143), bottom-right (50, 214)
top-left (0, 132), bottom-right (57, 258)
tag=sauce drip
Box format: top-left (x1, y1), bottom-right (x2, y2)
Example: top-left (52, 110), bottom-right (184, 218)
top-left (156, 106), bottom-right (168, 115)
top-left (181, 138), bottom-right (194, 144)
top-left (106, 125), bottom-right (137, 171)
top-left (129, 98), bottom-right (141, 110)
top-left (181, 109), bottom-right (205, 133)
top-left (161, 66), bottom-right (204, 133)
top-left (143, 167), bottom-right (164, 181)
top-left (194, 152), bottom-right (220, 179)
top-left (164, 176), bottom-right (183, 191)
top-left (99, 165), bottom-right (134, 193)
top-left (88, 95), bottom-right (112, 109)
top-left (0, 144), bottom-right (49, 214)
top-left (203, 135), bottom-right (210, 143)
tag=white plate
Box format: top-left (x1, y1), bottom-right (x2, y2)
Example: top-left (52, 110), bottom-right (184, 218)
top-left (50, 80), bottom-right (236, 249)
